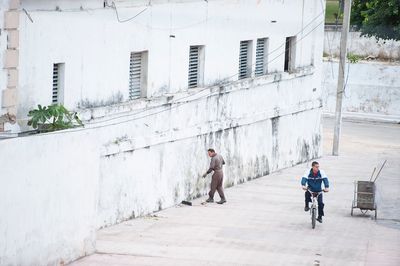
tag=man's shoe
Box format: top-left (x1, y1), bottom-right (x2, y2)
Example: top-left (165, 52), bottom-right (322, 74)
top-left (304, 206), bottom-right (310, 212)
top-left (217, 199), bottom-right (226, 204)
top-left (317, 216), bottom-right (323, 223)
top-left (206, 198), bottom-right (214, 203)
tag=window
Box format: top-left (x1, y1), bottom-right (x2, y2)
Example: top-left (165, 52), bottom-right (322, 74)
top-left (238, 40), bottom-right (253, 80)
top-left (284, 36), bottom-right (296, 72)
top-left (188, 45), bottom-right (205, 88)
top-left (255, 38), bottom-right (269, 76)
top-left (129, 51), bottom-right (148, 100)
top-left (52, 63), bottom-right (64, 104)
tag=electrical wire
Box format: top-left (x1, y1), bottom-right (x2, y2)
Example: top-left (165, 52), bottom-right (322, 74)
top-left (66, 17), bottom-right (326, 134)
top-left (22, 8), bottom-right (34, 23)
top-left (343, 18), bottom-right (356, 99)
top-left (224, 18), bottom-right (325, 82)
top-left (111, 2), bottom-right (149, 23)
top-left (6, 7), bottom-right (326, 137)
top-left (11, 16), bottom-right (326, 137)
top-left (84, 14), bottom-right (326, 127)
top-left (322, 0), bottom-right (336, 80)
top-left (235, 11), bottom-right (325, 80)
top-left (343, 63), bottom-right (351, 98)
top-left (329, 0), bottom-right (353, 98)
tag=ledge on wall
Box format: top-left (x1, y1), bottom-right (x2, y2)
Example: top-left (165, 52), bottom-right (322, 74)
top-left (79, 66), bottom-right (315, 124)
top-left (323, 112), bottom-right (400, 124)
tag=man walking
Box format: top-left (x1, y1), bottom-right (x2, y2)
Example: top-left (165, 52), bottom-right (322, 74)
top-left (301, 161), bottom-right (329, 223)
top-left (202, 148), bottom-right (226, 204)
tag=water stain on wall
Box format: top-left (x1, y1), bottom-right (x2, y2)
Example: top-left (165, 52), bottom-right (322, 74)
top-left (271, 116), bottom-right (279, 169)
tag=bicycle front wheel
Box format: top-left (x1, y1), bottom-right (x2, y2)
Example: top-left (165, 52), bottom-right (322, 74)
top-left (311, 208), bottom-right (316, 229)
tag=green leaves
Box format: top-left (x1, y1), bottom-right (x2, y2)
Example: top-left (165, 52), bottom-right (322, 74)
top-left (347, 53), bottom-right (362, 63)
top-left (27, 104), bottom-right (84, 132)
top-left (27, 105), bottom-right (48, 129)
top-left (351, 0), bottom-right (400, 41)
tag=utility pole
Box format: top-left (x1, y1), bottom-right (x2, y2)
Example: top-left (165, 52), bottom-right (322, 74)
top-left (332, 0), bottom-right (352, 156)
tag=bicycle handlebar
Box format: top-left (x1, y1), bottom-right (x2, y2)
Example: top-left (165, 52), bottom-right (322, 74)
top-left (307, 189), bottom-right (324, 197)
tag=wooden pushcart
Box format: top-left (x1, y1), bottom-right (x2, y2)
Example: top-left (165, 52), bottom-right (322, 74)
top-left (351, 160), bottom-right (386, 219)
top-left (351, 180), bottom-right (377, 219)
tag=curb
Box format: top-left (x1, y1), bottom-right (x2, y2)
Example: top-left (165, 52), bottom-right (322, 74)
top-left (323, 112), bottom-right (400, 124)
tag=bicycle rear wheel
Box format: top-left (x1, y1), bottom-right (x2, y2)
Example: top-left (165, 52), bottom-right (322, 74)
top-left (311, 208), bottom-right (316, 229)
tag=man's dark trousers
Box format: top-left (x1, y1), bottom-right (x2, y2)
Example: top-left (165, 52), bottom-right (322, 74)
top-left (305, 191), bottom-right (324, 217)
top-left (209, 171), bottom-right (225, 200)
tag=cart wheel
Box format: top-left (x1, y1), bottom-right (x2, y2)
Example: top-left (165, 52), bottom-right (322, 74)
top-left (375, 206), bottom-right (377, 220)
top-left (351, 206), bottom-right (353, 216)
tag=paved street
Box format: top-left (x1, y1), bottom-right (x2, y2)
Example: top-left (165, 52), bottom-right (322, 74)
top-left (71, 118), bottom-right (400, 266)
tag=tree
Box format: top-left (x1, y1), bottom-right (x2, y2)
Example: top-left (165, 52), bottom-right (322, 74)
top-left (351, 0), bottom-right (400, 41)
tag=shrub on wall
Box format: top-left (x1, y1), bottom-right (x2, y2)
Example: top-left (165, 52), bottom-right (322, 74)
top-left (27, 104), bottom-right (83, 132)
top-left (347, 53), bottom-right (362, 63)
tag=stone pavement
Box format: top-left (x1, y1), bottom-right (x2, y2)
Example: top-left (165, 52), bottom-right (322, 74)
top-left (70, 118), bottom-right (400, 266)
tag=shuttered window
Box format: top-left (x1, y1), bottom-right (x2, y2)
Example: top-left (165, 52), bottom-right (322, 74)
top-left (188, 46), bottom-right (200, 88)
top-left (52, 63), bottom-right (64, 104)
top-left (255, 38), bottom-right (269, 76)
top-left (52, 64), bottom-right (59, 104)
top-left (129, 52), bottom-right (142, 100)
top-left (238, 40), bottom-right (252, 79)
top-left (284, 36), bottom-right (296, 72)
top-left (188, 45), bottom-right (205, 88)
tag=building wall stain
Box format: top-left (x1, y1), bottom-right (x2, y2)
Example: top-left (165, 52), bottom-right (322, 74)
top-left (97, 109), bottom-right (320, 230)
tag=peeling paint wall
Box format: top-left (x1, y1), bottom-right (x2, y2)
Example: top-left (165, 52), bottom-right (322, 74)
top-left (322, 61), bottom-right (400, 117)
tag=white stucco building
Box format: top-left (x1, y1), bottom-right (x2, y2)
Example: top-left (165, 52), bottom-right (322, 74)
top-left (0, 0), bottom-right (325, 265)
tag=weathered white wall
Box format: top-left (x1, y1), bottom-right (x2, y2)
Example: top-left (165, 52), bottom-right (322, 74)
top-left (0, 131), bottom-right (99, 266)
top-left (17, 0), bottom-right (322, 122)
top-left (96, 70), bottom-right (323, 227)
top-left (322, 60), bottom-right (400, 117)
top-left (0, 67), bottom-right (323, 265)
top-left (0, 0), bottom-right (325, 265)
top-left (98, 109), bottom-right (322, 227)
top-left (324, 30), bottom-right (400, 60)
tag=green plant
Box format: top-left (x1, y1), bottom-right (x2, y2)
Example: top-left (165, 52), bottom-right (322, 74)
top-left (351, 0), bottom-right (400, 41)
top-left (27, 104), bottom-right (83, 132)
top-left (325, 1), bottom-right (342, 24)
top-left (347, 53), bottom-right (362, 63)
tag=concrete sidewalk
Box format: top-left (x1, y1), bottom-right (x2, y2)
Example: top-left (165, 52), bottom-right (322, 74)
top-left (70, 118), bottom-right (400, 266)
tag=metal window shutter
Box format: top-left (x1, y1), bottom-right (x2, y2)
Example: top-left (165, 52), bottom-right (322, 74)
top-left (238, 41), bottom-right (249, 79)
top-left (255, 38), bottom-right (265, 76)
top-left (129, 52), bottom-right (142, 100)
top-left (52, 64), bottom-right (59, 104)
top-left (188, 46), bottom-right (199, 88)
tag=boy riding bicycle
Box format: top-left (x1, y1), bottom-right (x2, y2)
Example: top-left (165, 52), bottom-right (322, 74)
top-left (301, 161), bottom-right (330, 223)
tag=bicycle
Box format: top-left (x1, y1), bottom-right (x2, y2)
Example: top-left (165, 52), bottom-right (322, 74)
top-left (308, 189), bottom-right (324, 229)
